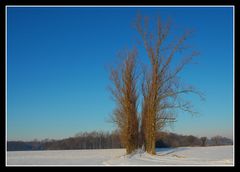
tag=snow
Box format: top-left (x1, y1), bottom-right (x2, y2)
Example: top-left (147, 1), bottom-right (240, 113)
top-left (7, 145), bottom-right (233, 166)
top-left (7, 149), bottom-right (124, 166)
top-left (105, 146), bottom-right (233, 166)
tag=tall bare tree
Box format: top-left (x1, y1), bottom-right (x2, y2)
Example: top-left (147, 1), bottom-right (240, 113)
top-left (135, 14), bottom-right (204, 154)
top-left (109, 49), bottom-right (139, 154)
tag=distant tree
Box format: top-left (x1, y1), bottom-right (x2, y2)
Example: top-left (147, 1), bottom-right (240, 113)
top-left (109, 49), bottom-right (139, 154)
top-left (210, 135), bottom-right (232, 146)
top-left (200, 137), bottom-right (207, 146)
top-left (211, 136), bottom-right (221, 146)
top-left (186, 135), bottom-right (200, 146)
top-left (135, 14), bottom-right (203, 154)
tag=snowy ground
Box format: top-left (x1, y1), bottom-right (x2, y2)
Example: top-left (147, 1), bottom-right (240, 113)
top-left (7, 145), bottom-right (233, 166)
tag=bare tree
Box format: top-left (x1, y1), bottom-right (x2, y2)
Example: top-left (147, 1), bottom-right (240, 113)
top-left (210, 135), bottom-right (231, 146)
top-left (135, 14), bottom-right (203, 154)
top-left (109, 48), bottom-right (139, 154)
top-left (200, 137), bottom-right (207, 146)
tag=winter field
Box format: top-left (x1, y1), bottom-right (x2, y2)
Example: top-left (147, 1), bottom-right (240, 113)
top-left (7, 145), bottom-right (233, 166)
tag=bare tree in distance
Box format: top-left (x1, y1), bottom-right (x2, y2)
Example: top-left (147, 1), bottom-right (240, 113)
top-left (210, 135), bottom-right (233, 146)
top-left (200, 137), bottom-right (207, 146)
top-left (109, 48), bottom-right (139, 154)
top-left (135, 13), bottom-right (204, 154)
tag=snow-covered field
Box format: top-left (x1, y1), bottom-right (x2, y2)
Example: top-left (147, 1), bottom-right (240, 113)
top-left (7, 145), bottom-right (233, 166)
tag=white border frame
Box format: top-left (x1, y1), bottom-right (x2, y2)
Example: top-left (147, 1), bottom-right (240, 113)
top-left (5, 5), bottom-right (235, 167)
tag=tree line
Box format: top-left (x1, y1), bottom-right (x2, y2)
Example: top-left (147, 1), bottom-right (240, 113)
top-left (7, 131), bottom-right (232, 151)
top-left (156, 132), bottom-right (233, 147)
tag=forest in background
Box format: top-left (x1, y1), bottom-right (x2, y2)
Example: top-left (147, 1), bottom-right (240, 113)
top-left (7, 131), bottom-right (233, 151)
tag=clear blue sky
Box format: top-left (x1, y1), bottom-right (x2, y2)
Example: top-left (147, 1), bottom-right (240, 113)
top-left (7, 6), bottom-right (233, 141)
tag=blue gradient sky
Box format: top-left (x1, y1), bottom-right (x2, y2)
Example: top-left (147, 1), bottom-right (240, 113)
top-left (7, 7), bottom-right (233, 141)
